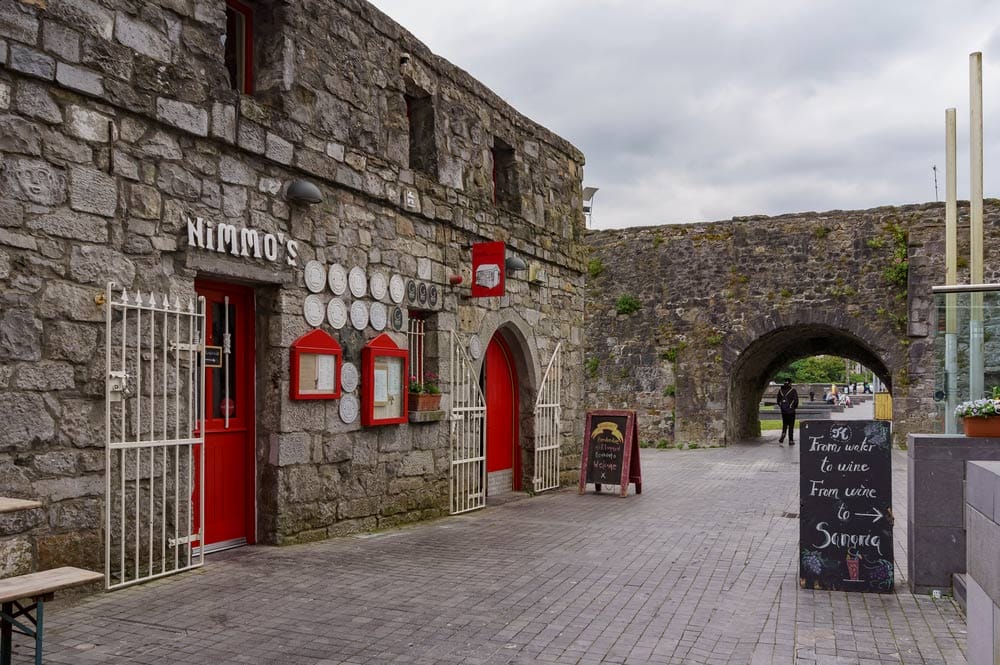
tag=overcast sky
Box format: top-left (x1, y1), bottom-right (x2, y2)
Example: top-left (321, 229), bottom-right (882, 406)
top-left (369, 0), bottom-right (1000, 229)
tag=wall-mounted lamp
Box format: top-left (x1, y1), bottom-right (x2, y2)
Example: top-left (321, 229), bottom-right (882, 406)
top-left (505, 254), bottom-right (528, 273)
top-left (583, 185), bottom-right (599, 228)
top-left (286, 179), bottom-right (323, 205)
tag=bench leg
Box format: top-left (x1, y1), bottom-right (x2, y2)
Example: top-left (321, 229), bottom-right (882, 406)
top-left (33, 600), bottom-right (42, 665)
top-left (1, 601), bottom-right (11, 665)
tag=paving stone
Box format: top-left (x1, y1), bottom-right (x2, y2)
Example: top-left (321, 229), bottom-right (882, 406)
top-left (36, 443), bottom-right (966, 664)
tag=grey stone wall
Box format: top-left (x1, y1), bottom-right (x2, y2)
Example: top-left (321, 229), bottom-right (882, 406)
top-left (965, 460), bottom-right (1000, 665)
top-left (0, 0), bottom-right (586, 571)
top-left (584, 202), bottom-right (1000, 447)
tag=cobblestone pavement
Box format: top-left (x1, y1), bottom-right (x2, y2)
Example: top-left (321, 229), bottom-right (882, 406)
top-left (32, 438), bottom-right (966, 665)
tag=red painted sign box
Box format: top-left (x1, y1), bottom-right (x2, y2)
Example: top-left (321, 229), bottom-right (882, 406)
top-left (361, 333), bottom-right (409, 426)
top-left (579, 409), bottom-right (642, 497)
top-left (471, 241), bottom-right (505, 298)
top-left (290, 329), bottom-right (342, 400)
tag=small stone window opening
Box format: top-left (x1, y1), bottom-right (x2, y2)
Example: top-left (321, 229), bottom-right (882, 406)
top-left (225, 0), bottom-right (254, 94)
top-left (405, 93), bottom-right (437, 176)
top-left (407, 311), bottom-right (441, 393)
top-left (492, 138), bottom-right (519, 212)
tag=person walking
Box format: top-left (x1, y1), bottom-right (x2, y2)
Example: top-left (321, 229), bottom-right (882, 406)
top-left (777, 378), bottom-right (799, 446)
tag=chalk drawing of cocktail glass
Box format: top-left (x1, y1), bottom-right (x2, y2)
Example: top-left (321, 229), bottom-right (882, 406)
top-left (846, 547), bottom-right (860, 581)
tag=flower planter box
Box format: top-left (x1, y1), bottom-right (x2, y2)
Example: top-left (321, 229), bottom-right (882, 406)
top-left (408, 392), bottom-right (441, 412)
top-left (962, 416), bottom-right (1000, 437)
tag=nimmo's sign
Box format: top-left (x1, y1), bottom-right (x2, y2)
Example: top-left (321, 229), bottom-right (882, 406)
top-left (186, 214), bottom-right (300, 267)
top-left (799, 420), bottom-right (893, 593)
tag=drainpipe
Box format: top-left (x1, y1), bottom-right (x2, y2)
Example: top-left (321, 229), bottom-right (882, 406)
top-left (970, 52), bottom-right (985, 400)
top-left (945, 108), bottom-right (958, 432)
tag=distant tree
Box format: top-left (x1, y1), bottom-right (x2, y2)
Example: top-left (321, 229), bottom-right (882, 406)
top-left (777, 356), bottom-right (847, 384)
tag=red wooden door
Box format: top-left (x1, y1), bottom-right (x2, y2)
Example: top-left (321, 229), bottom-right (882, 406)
top-left (195, 281), bottom-right (256, 549)
top-left (484, 335), bottom-right (520, 490)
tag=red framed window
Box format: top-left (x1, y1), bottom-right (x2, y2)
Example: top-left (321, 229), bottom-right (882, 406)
top-left (225, 0), bottom-right (254, 94)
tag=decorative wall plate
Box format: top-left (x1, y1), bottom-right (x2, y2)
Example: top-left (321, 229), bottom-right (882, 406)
top-left (339, 393), bottom-right (359, 424)
top-left (328, 263), bottom-right (347, 295)
top-left (429, 285), bottom-right (439, 307)
top-left (469, 335), bottom-right (482, 360)
top-left (349, 266), bottom-right (367, 298)
top-left (370, 302), bottom-right (387, 331)
top-left (406, 280), bottom-right (417, 303)
top-left (417, 282), bottom-right (428, 305)
top-left (350, 300), bottom-right (368, 330)
top-left (340, 362), bottom-right (359, 393)
top-left (389, 274), bottom-right (405, 304)
top-left (370, 272), bottom-right (388, 301)
top-left (303, 294), bottom-right (325, 327)
top-left (304, 260), bottom-right (326, 293)
top-left (391, 306), bottom-right (404, 331)
top-left (327, 298), bottom-right (347, 329)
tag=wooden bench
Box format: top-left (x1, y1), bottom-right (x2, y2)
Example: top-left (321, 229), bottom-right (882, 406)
top-left (0, 567), bottom-right (103, 665)
top-left (0, 499), bottom-right (41, 515)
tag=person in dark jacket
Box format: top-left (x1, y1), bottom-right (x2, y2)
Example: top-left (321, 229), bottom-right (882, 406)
top-left (777, 378), bottom-right (799, 446)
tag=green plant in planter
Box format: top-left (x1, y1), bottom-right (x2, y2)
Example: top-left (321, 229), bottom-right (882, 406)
top-left (408, 372), bottom-right (440, 394)
top-left (954, 389), bottom-right (1000, 418)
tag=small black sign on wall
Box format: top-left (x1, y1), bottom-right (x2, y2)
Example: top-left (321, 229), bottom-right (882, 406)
top-left (799, 420), bottom-right (893, 593)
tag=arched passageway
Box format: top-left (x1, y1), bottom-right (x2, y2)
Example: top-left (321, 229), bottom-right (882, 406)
top-left (727, 324), bottom-right (892, 443)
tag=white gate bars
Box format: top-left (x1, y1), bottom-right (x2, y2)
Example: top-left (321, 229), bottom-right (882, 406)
top-left (449, 332), bottom-right (486, 514)
top-left (105, 284), bottom-right (206, 590)
top-left (533, 343), bottom-right (563, 492)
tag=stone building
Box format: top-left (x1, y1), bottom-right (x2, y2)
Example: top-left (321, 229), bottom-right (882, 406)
top-left (0, 0), bottom-right (586, 585)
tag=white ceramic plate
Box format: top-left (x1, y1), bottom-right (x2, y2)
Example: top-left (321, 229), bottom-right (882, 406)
top-left (340, 362), bottom-right (359, 393)
top-left (469, 335), bottom-right (482, 360)
top-left (350, 300), bottom-right (368, 330)
top-left (328, 263), bottom-right (347, 295)
top-left (349, 266), bottom-right (367, 298)
top-left (327, 298), bottom-right (347, 329)
top-left (389, 274), bottom-right (405, 304)
top-left (303, 294), bottom-right (325, 327)
top-left (370, 301), bottom-right (387, 331)
top-left (304, 260), bottom-right (326, 293)
top-left (370, 272), bottom-right (388, 301)
top-left (339, 393), bottom-right (359, 424)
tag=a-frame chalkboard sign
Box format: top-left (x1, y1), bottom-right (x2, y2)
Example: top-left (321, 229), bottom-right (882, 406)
top-left (579, 410), bottom-right (642, 497)
top-left (799, 420), bottom-right (893, 593)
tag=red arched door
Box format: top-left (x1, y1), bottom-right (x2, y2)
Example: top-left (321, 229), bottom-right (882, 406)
top-left (484, 334), bottom-right (520, 493)
top-left (195, 280), bottom-right (256, 550)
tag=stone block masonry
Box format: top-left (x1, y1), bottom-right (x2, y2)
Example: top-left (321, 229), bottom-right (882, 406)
top-left (584, 202), bottom-right (1000, 447)
top-left (0, 0), bottom-right (587, 574)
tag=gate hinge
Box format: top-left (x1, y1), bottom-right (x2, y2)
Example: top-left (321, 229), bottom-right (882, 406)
top-left (169, 342), bottom-right (203, 354)
top-left (168, 534), bottom-right (199, 547)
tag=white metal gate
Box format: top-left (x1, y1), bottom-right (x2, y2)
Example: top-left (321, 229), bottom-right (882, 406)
top-left (105, 284), bottom-right (206, 590)
top-left (449, 332), bottom-right (486, 514)
top-left (533, 343), bottom-right (562, 492)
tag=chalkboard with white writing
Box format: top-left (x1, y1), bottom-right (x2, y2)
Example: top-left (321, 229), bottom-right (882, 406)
top-left (799, 420), bottom-right (893, 593)
top-left (579, 410), bottom-right (642, 497)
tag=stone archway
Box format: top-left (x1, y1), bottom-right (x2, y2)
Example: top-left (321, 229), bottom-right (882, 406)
top-left (726, 323), bottom-right (893, 443)
top-left (475, 312), bottom-right (541, 491)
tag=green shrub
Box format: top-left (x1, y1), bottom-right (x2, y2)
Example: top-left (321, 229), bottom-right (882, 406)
top-left (584, 357), bottom-right (599, 378)
top-left (615, 294), bottom-right (641, 315)
top-left (587, 258), bottom-right (604, 279)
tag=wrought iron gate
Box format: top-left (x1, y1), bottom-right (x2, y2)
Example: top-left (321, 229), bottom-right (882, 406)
top-left (449, 332), bottom-right (486, 514)
top-left (105, 284), bottom-right (206, 590)
top-left (533, 343), bottom-right (562, 492)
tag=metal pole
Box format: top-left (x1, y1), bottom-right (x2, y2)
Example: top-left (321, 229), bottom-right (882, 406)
top-left (970, 52), bottom-right (985, 400)
top-left (945, 108), bottom-right (959, 432)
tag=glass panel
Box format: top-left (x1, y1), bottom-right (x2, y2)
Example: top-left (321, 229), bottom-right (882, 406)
top-left (933, 288), bottom-right (1000, 433)
top-left (210, 301), bottom-right (238, 420)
